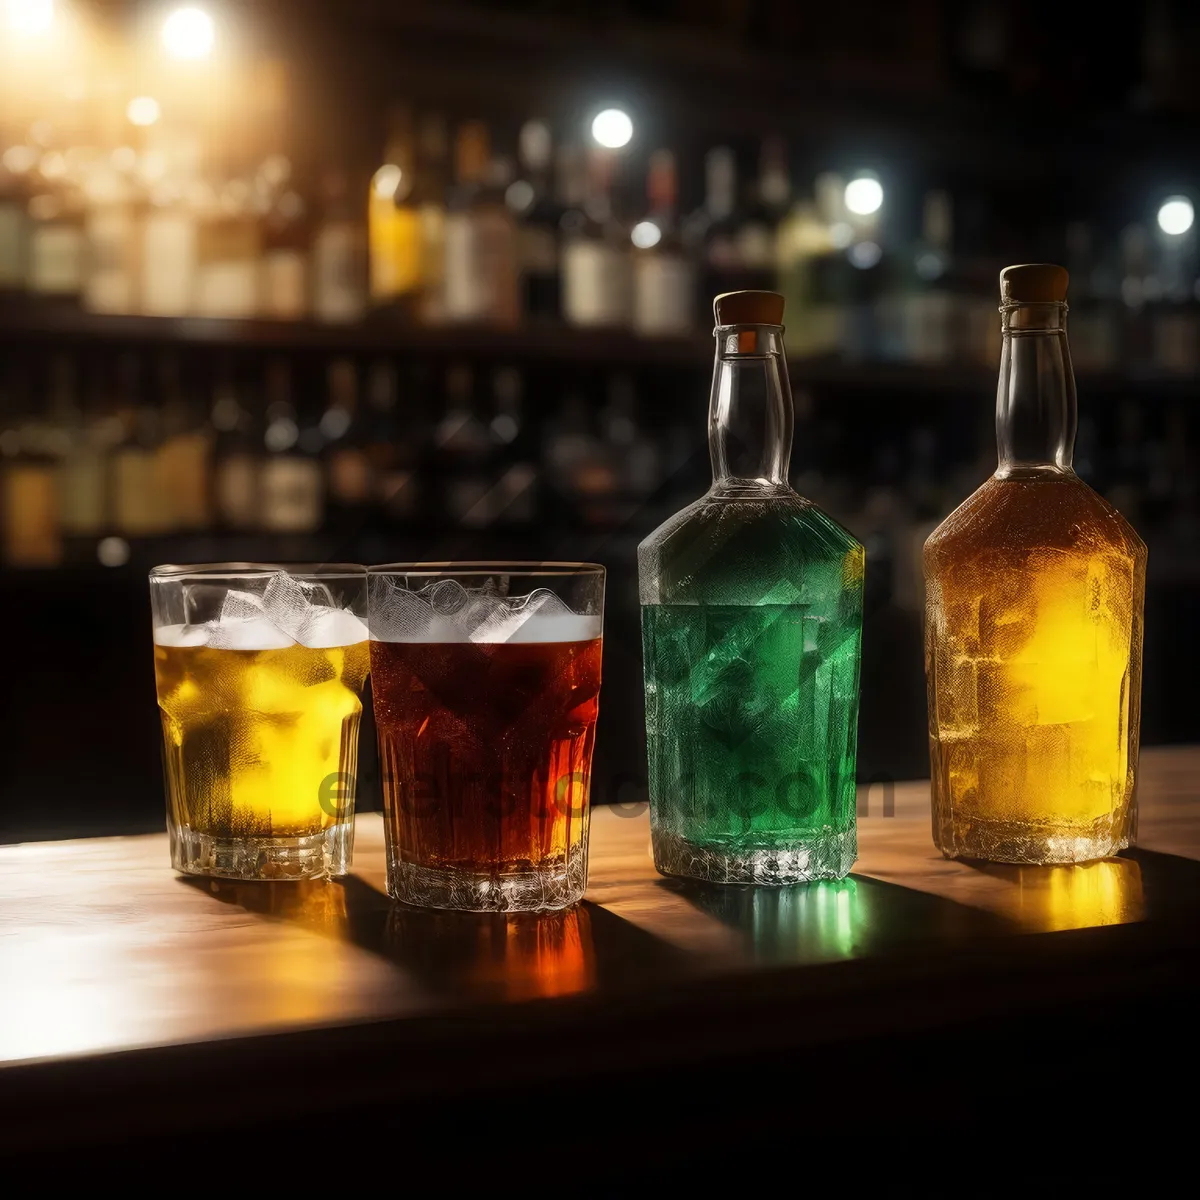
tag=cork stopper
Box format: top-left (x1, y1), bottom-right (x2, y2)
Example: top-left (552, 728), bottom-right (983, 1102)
top-left (999, 264), bottom-right (1069, 305)
top-left (713, 290), bottom-right (785, 326)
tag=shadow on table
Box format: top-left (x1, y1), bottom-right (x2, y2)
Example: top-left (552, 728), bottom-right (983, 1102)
top-left (658, 872), bottom-right (1013, 966)
top-left (178, 873), bottom-right (686, 1003)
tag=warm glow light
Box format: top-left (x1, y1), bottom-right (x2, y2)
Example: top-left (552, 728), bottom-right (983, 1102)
top-left (371, 164), bottom-right (402, 200)
top-left (844, 175), bottom-right (883, 216)
top-left (161, 5), bottom-right (215, 60)
top-left (126, 96), bottom-right (160, 127)
top-left (1157, 196), bottom-right (1194, 236)
top-left (3, 0), bottom-right (54, 36)
top-left (631, 220), bottom-right (661, 249)
top-left (591, 108), bottom-right (633, 149)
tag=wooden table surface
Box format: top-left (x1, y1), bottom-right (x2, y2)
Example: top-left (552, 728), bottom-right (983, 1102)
top-left (4, 745), bottom-right (1200, 1166)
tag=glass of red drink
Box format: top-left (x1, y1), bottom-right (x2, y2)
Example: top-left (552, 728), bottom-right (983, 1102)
top-left (368, 563), bottom-right (605, 911)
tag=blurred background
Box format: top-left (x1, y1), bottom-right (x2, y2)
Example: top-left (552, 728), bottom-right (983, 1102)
top-left (1, 0), bottom-right (1197, 841)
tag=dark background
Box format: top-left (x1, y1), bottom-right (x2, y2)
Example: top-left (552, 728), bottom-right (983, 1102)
top-left (2, 0), bottom-right (1198, 841)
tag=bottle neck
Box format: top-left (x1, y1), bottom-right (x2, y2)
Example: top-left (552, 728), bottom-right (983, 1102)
top-left (708, 325), bottom-right (793, 493)
top-left (995, 301), bottom-right (1077, 477)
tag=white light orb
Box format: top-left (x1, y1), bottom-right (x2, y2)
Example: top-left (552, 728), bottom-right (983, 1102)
top-left (844, 175), bottom-right (884, 216)
top-left (126, 96), bottom-right (160, 127)
top-left (1157, 196), bottom-right (1194, 236)
top-left (591, 108), bottom-right (633, 149)
top-left (161, 6), bottom-right (215, 61)
top-left (4, 0), bottom-right (54, 36)
top-left (631, 220), bottom-right (662, 249)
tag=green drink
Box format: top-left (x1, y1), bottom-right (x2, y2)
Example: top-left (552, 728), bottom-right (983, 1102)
top-left (638, 291), bottom-right (864, 884)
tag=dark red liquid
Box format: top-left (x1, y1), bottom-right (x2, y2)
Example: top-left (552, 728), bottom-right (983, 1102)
top-left (370, 638), bottom-right (602, 874)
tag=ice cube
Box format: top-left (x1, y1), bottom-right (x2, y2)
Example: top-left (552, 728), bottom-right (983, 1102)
top-left (261, 571), bottom-right (315, 640)
top-left (220, 589), bottom-right (267, 622)
top-left (299, 606), bottom-right (369, 649)
top-left (153, 623), bottom-right (209, 648)
top-left (368, 575), bottom-right (436, 642)
top-left (205, 616), bottom-right (294, 651)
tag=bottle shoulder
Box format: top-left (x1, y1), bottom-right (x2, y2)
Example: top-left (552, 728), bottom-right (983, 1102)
top-left (925, 473), bottom-right (1147, 571)
top-left (638, 489), bottom-right (863, 606)
top-left (640, 489), bottom-right (862, 553)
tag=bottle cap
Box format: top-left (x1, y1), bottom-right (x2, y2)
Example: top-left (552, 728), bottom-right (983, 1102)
top-left (713, 291), bottom-right (785, 325)
top-left (999, 264), bottom-right (1069, 304)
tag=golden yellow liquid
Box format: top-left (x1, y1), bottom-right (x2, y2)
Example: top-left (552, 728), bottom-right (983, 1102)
top-left (925, 473), bottom-right (1145, 863)
top-left (154, 640), bottom-right (370, 839)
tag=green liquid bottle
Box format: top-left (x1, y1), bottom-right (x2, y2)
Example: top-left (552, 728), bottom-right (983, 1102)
top-left (638, 290), bottom-right (864, 884)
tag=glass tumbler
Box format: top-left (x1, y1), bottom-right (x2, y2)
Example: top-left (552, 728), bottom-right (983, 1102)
top-left (150, 564), bottom-right (369, 880)
top-left (368, 562), bottom-right (605, 911)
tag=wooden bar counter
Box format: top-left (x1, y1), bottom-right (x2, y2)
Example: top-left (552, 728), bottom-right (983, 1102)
top-left (3, 747), bottom-right (1200, 1172)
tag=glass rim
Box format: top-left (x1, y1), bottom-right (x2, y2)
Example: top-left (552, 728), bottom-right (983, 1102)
top-left (150, 562), bottom-right (366, 581)
top-left (368, 561), bottom-right (605, 578)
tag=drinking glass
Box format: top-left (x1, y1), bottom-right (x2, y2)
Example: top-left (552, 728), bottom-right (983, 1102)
top-left (368, 562), bottom-right (605, 911)
top-left (150, 564), bottom-right (369, 880)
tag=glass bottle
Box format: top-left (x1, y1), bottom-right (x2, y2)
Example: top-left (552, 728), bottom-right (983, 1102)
top-left (0, 362), bottom-right (62, 567)
top-left (631, 149), bottom-right (694, 338)
top-left (510, 119), bottom-right (561, 322)
top-left (414, 112), bottom-right (449, 325)
top-left (312, 167), bottom-right (367, 324)
top-left (260, 358), bottom-right (324, 534)
top-left (561, 146), bottom-right (631, 329)
top-left (322, 357), bottom-right (373, 538)
top-left (369, 103), bottom-right (421, 315)
top-left (925, 264), bottom-right (1146, 864)
top-left (365, 357), bottom-right (419, 527)
top-left (443, 121), bottom-right (519, 327)
top-left (435, 362), bottom-right (493, 528)
top-left (210, 361), bottom-right (261, 533)
top-left (638, 290), bottom-right (864, 884)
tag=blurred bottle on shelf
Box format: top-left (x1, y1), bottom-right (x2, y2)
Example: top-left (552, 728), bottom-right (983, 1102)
top-left (543, 387), bottom-right (615, 526)
top-left (312, 167), bottom-right (367, 324)
top-left (80, 88), bottom-right (138, 316)
top-left (0, 363), bottom-right (61, 567)
top-left (255, 61), bottom-right (308, 321)
top-left (510, 119), bottom-right (561, 322)
top-left (598, 371), bottom-right (659, 509)
top-left (1151, 214), bottom-right (1197, 375)
top-left (488, 365), bottom-right (537, 527)
top-left (111, 353), bottom-right (166, 538)
top-left (0, 117), bottom-right (31, 290)
top-left (899, 189), bottom-right (954, 364)
top-left (57, 357), bottom-right (111, 548)
top-left (443, 121), bottom-right (519, 327)
top-left (1064, 221), bottom-right (1117, 372)
top-left (777, 182), bottom-right (838, 358)
top-left (696, 146), bottom-right (741, 303)
top-left (260, 358), bottom-right (324, 533)
top-left (436, 363), bottom-right (493, 527)
top-left (211, 362), bottom-right (261, 531)
top-left (365, 358), bottom-right (419, 525)
top-left (632, 149), bottom-right (694, 338)
top-left (155, 354), bottom-right (210, 531)
top-left (27, 174), bottom-right (85, 304)
top-left (369, 104), bottom-right (421, 316)
top-left (561, 146), bottom-right (630, 329)
top-left (140, 135), bottom-right (200, 318)
top-left (1118, 222), bottom-right (1154, 371)
top-left (415, 112), bottom-right (449, 325)
top-left (322, 358), bottom-right (373, 536)
top-left (736, 136), bottom-right (791, 292)
top-left (260, 180), bottom-right (309, 320)
top-left (192, 102), bottom-right (261, 321)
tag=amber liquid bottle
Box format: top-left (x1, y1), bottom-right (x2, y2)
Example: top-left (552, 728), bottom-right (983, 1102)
top-left (925, 264), bottom-right (1145, 864)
